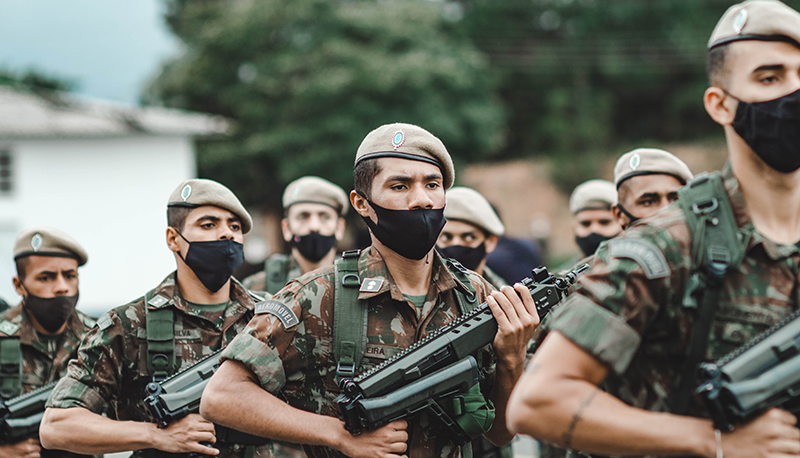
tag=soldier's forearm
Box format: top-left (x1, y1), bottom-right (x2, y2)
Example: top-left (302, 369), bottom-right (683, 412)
top-left (39, 407), bottom-right (161, 454)
top-left (201, 359), bottom-right (348, 450)
top-left (484, 349), bottom-right (525, 446)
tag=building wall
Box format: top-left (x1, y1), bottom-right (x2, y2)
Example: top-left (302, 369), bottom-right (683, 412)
top-left (0, 135), bottom-right (196, 316)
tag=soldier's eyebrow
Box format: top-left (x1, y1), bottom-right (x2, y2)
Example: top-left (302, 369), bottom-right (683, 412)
top-left (636, 192), bottom-right (661, 201)
top-left (195, 215), bottom-right (221, 224)
top-left (752, 64), bottom-right (785, 74)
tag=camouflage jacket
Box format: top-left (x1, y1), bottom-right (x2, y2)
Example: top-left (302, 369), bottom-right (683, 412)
top-left (243, 253), bottom-right (303, 293)
top-left (222, 247), bottom-right (497, 458)
top-left (549, 162), bottom-right (800, 416)
top-left (46, 273), bottom-right (270, 458)
top-left (0, 305), bottom-right (96, 458)
top-left (0, 305), bottom-right (95, 394)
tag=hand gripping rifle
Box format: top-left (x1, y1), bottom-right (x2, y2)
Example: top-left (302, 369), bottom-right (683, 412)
top-left (0, 382), bottom-right (56, 443)
top-left (335, 264), bottom-right (589, 440)
top-left (697, 309), bottom-right (800, 432)
top-left (143, 348), bottom-right (268, 448)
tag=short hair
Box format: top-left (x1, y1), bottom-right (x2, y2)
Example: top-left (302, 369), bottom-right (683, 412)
top-left (167, 206), bottom-right (193, 232)
top-left (354, 158), bottom-right (382, 200)
top-left (15, 257), bottom-right (30, 280)
top-left (707, 44), bottom-right (730, 88)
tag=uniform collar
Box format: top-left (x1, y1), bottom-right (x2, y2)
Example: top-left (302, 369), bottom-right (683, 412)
top-left (723, 161), bottom-right (800, 261)
top-left (356, 247), bottom-right (465, 302)
top-left (146, 272), bottom-right (258, 328)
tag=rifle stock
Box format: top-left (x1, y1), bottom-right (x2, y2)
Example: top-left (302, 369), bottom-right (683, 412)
top-left (143, 348), bottom-right (268, 446)
top-left (697, 310), bottom-right (800, 431)
top-left (0, 382), bottom-right (56, 443)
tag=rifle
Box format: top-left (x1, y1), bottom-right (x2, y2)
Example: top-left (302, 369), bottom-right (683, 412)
top-left (144, 348), bottom-right (267, 447)
top-left (697, 309), bottom-right (800, 432)
top-left (0, 382), bottom-right (56, 443)
top-left (336, 264), bottom-right (589, 438)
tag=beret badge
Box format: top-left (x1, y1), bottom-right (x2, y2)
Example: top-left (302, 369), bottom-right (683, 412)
top-left (391, 130), bottom-right (405, 150)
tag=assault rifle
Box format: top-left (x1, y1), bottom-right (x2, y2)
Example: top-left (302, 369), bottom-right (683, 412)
top-left (0, 382), bottom-right (56, 443)
top-left (697, 309), bottom-right (800, 432)
top-left (144, 349), bottom-right (267, 447)
top-left (336, 264), bottom-right (589, 438)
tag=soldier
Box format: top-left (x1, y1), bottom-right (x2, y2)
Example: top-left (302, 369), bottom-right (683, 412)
top-left (0, 227), bottom-right (95, 458)
top-left (200, 123), bottom-right (540, 458)
top-left (437, 186), bottom-right (507, 288)
top-left (507, 1), bottom-right (800, 457)
top-left (39, 179), bottom-right (270, 458)
top-left (243, 176), bottom-right (348, 295)
top-left (611, 148), bottom-right (693, 229)
top-left (568, 180), bottom-right (621, 258)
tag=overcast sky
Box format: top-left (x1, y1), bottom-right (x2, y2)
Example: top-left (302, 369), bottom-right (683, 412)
top-left (0, 0), bottom-right (181, 104)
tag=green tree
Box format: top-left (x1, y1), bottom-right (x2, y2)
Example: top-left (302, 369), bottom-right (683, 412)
top-left (145, 0), bottom-right (505, 210)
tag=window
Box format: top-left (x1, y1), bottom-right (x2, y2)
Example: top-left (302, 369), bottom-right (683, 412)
top-left (0, 149), bottom-right (11, 195)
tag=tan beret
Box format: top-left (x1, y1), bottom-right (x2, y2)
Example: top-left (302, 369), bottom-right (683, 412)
top-left (614, 148), bottom-right (693, 189)
top-left (444, 187), bottom-right (505, 236)
top-left (13, 227), bottom-right (88, 266)
top-left (283, 176), bottom-right (349, 216)
top-left (709, 0), bottom-right (800, 49)
top-left (569, 180), bottom-right (617, 214)
top-left (167, 178), bottom-right (253, 234)
top-left (355, 123), bottom-right (455, 189)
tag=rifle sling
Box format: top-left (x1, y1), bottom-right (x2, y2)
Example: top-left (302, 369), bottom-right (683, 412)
top-left (145, 289), bottom-right (176, 383)
top-left (334, 250), bottom-right (365, 381)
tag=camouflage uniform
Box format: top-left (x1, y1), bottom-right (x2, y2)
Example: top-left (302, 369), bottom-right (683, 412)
top-left (548, 162), bottom-right (800, 416)
top-left (0, 306), bottom-right (95, 458)
top-left (46, 273), bottom-right (271, 458)
top-left (243, 254), bottom-right (303, 293)
top-left (222, 247), bottom-right (497, 458)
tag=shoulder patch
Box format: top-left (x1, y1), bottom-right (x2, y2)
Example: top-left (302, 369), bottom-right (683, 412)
top-left (148, 295), bottom-right (169, 307)
top-left (255, 299), bottom-right (299, 329)
top-left (0, 321), bottom-right (19, 336)
top-left (97, 313), bottom-right (113, 331)
top-left (608, 238), bottom-right (670, 279)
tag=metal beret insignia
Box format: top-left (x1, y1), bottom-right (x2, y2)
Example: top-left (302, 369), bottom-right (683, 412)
top-left (255, 299), bottom-right (300, 329)
top-left (30, 233), bottom-right (43, 252)
top-left (608, 238), bottom-right (669, 279)
top-left (181, 184), bottom-right (192, 202)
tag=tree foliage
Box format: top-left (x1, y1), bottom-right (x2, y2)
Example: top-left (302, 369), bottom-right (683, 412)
top-left (145, 0), bottom-right (505, 210)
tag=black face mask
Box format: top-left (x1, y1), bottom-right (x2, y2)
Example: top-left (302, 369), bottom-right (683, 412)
top-left (358, 192), bottom-right (446, 260)
top-left (177, 232), bottom-right (244, 293)
top-left (291, 232), bottom-right (336, 263)
top-left (23, 290), bottom-right (78, 333)
top-left (731, 88), bottom-right (800, 173)
top-left (574, 233), bottom-right (611, 257)
top-left (437, 243), bottom-right (486, 271)
top-left (616, 203), bottom-right (640, 228)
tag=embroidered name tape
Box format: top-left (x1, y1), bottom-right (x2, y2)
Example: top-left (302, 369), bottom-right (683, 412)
top-left (256, 299), bottom-right (300, 329)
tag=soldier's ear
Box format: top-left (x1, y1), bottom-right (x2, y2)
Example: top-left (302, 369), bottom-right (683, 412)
top-left (350, 190), bottom-right (371, 218)
top-left (335, 217), bottom-right (346, 241)
top-left (12, 277), bottom-right (25, 297)
top-left (165, 227), bottom-right (182, 253)
top-left (705, 86), bottom-right (737, 126)
top-left (611, 205), bottom-right (629, 230)
top-left (281, 218), bottom-right (293, 243)
top-left (485, 235), bottom-right (499, 254)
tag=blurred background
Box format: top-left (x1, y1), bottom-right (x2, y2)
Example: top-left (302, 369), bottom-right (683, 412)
top-left (1, 0), bottom-right (790, 315)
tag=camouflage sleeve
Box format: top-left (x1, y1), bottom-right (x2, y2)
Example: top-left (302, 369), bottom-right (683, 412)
top-left (222, 278), bottom-right (307, 393)
top-left (547, 222), bottom-right (690, 375)
top-left (46, 309), bottom-right (128, 413)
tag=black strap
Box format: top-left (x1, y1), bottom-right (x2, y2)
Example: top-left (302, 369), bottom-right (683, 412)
top-left (264, 254), bottom-right (291, 295)
top-left (0, 337), bottom-right (21, 399)
top-left (671, 172), bottom-right (744, 414)
top-left (445, 259), bottom-right (479, 314)
top-left (333, 250), bottom-right (365, 381)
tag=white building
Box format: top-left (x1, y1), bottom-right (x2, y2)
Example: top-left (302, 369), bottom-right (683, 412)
top-left (0, 86), bottom-right (230, 315)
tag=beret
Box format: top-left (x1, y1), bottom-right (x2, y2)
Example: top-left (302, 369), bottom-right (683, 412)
top-left (13, 227), bottom-right (88, 266)
top-left (283, 176), bottom-right (349, 216)
top-left (167, 178), bottom-right (253, 234)
top-left (444, 187), bottom-right (505, 236)
top-left (355, 123), bottom-right (455, 189)
top-left (614, 148), bottom-right (693, 189)
top-left (709, 0), bottom-right (800, 49)
top-left (569, 179), bottom-right (617, 214)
